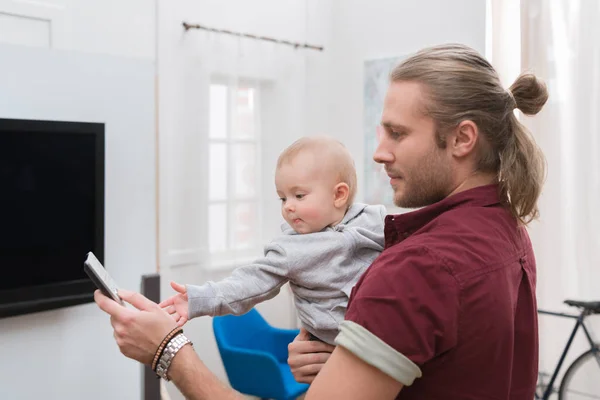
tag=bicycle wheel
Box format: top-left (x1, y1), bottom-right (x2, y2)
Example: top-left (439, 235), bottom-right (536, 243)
top-left (559, 349), bottom-right (600, 399)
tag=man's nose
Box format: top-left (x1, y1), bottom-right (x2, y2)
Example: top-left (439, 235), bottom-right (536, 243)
top-left (373, 137), bottom-right (394, 164)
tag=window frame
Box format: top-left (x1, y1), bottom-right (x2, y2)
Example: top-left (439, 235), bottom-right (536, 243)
top-left (207, 77), bottom-right (263, 268)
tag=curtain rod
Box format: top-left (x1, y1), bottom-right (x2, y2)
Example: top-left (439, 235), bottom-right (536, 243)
top-left (182, 22), bottom-right (324, 52)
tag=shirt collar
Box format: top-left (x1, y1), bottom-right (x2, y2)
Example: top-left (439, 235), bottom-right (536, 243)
top-left (384, 184), bottom-right (503, 248)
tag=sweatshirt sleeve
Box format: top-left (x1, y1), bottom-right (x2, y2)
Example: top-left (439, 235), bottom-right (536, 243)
top-left (187, 241), bottom-right (290, 318)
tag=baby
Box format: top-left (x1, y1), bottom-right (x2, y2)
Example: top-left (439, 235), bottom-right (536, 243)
top-left (160, 136), bottom-right (385, 344)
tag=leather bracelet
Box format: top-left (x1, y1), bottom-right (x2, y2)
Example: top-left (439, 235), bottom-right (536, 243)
top-left (155, 333), bottom-right (193, 381)
top-left (152, 327), bottom-right (183, 372)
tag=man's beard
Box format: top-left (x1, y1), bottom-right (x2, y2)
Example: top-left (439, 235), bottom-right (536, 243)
top-left (392, 148), bottom-right (452, 208)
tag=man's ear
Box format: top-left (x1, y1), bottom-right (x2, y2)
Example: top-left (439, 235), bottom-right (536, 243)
top-left (450, 120), bottom-right (479, 158)
top-left (333, 183), bottom-right (350, 208)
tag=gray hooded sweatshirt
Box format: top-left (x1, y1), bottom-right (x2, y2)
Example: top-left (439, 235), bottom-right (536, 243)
top-left (187, 203), bottom-right (386, 344)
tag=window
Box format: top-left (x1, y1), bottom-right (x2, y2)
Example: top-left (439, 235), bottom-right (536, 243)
top-left (208, 81), bottom-right (262, 264)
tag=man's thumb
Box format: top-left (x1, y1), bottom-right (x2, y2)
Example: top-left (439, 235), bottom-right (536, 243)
top-left (118, 289), bottom-right (156, 311)
top-left (297, 327), bottom-right (311, 341)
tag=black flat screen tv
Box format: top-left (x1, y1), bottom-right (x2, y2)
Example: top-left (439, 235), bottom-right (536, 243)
top-left (0, 118), bottom-right (104, 318)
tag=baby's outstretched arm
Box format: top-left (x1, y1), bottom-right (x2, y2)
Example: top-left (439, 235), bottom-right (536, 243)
top-left (187, 261), bottom-right (288, 317)
top-left (186, 242), bottom-right (291, 318)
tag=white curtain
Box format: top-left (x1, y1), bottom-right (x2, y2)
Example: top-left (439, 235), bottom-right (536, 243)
top-left (158, 5), bottom-right (316, 392)
top-left (521, 0), bottom-right (600, 307)
top-left (492, 0), bottom-right (600, 385)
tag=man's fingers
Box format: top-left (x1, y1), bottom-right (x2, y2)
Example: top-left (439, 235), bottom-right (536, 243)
top-left (170, 281), bottom-right (187, 294)
top-left (289, 339), bottom-right (335, 355)
top-left (304, 341), bottom-right (335, 353)
top-left (295, 327), bottom-right (311, 341)
top-left (118, 289), bottom-right (157, 311)
top-left (95, 290), bottom-right (126, 317)
top-left (288, 351), bottom-right (332, 368)
top-left (293, 362), bottom-right (324, 377)
top-left (294, 374), bottom-right (317, 384)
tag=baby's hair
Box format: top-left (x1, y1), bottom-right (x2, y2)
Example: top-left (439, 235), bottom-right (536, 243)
top-left (277, 136), bottom-right (357, 206)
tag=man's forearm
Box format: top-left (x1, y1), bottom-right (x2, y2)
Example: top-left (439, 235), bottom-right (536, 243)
top-left (168, 345), bottom-right (243, 400)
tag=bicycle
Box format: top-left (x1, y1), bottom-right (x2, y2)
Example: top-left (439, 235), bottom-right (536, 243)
top-left (536, 300), bottom-right (600, 399)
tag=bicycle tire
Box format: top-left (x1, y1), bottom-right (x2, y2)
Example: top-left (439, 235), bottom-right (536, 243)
top-left (558, 348), bottom-right (600, 399)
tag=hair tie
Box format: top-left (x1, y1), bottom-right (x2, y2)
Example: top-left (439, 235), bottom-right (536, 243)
top-left (507, 90), bottom-right (517, 110)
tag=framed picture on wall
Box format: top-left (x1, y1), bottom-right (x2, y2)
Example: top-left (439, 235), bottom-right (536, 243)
top-left (363, 56), bottom-right (405, 207)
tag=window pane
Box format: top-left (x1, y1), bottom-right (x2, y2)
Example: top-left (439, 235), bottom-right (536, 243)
top-left (209, 143), bottom-right (227, 201)
top-left (233, 202), bottom-right (257, 250)
top-left (209, 203), bottom-right (227, 253)
top-left (209, 84), bottom-right (227, 139)
top-left (232, 87), bottom-right (256, 139)
top-left (233, 143), bottom-right (256, 198)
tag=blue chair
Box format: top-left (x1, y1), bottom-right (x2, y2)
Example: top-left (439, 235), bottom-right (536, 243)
top-left (213, 308), bottom-right (310, 400)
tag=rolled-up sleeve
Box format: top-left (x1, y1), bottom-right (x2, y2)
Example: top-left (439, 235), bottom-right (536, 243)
top-left (335, 320), bottom-right (422, 385)
top-left (337, 246), bottom-right (459, 386)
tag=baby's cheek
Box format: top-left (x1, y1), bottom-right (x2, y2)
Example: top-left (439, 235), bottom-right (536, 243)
top-left (302, 201), bottom-right (328, 221)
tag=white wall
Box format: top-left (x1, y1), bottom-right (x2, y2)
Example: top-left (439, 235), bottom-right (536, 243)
top-left (0, 44), bottom-right (155, 400)
top-left (0, 1), bottom-right (156, 399)
top-left (327, 0), bottom-right (487, 202)
top-left (0, 0), bottom-right (155, 59)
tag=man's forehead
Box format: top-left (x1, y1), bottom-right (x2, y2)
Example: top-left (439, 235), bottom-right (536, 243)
top-left (381, 81), bottom-right (427, 125)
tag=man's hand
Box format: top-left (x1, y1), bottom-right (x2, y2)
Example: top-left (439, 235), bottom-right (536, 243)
top-left (288, 328), bottom-right (335, 384)
top-left (94, 289), bottom-right (178, 364)
top-left (158, 281), bottom-right (189, 327)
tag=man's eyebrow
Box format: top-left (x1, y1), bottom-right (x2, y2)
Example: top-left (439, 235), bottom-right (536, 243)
top-left (381, 121), bottom-right (410, 132)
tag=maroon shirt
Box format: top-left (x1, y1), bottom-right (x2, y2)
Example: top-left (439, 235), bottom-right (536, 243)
top-left (345, 185), bottom-right (538, 399)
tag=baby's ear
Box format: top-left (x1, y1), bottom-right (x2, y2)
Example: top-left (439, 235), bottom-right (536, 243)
top-left (333, 182), bottom-right (350, 208)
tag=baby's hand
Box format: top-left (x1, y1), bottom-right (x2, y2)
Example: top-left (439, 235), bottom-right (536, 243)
top-left (158, 281), bottom-right (189, 327)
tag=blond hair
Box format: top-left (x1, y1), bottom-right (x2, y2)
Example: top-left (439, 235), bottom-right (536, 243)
top-left (390, 44), bottom-right (548, 225)
top-left (277, 136), bottom-right (357, 206)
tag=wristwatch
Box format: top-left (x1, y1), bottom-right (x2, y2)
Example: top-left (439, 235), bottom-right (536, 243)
top-left (155, 333), bottom-right (192, 381)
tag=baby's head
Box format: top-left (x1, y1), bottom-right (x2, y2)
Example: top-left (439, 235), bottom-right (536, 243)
top-left (275, 136), bottom-right (357, 234)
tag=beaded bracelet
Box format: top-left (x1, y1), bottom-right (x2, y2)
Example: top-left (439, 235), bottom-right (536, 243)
top-left (151, 327), bottom-right (183, 372)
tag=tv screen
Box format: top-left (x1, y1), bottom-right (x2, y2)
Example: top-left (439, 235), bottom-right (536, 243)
top-left (0, 118), bottom-right (104, 318)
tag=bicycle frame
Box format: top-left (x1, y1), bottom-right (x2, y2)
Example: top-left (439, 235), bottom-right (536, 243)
top-left (536, 309), bottom-right (599, 400)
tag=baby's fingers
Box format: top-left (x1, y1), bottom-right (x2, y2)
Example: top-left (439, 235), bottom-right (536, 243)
top-left (158, 296), bottom-right (175, 308)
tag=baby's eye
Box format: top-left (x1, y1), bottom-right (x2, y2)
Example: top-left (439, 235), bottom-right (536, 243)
top-left (279, 197), bottom-right (286, 203)
top-left (295, 194), bottom-right (305, 200)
